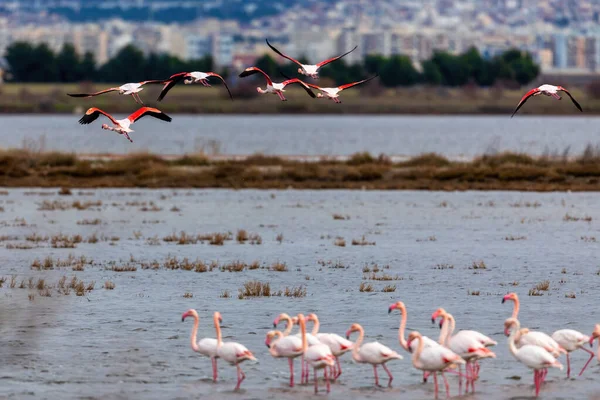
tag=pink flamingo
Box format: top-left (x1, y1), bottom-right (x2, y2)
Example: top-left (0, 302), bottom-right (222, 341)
top-left (434, 310), bottom-right (496, 393)
top-left (511, 84), bottom-right (582, 117)
top-left (238, 67), bottom-right (316, 101)
top-left (551, 328), bottom-right (595, 378)
top-left (265, 330), bottom-right (303, 387)
top-left (77, 106), bottom-right (171, 143)
top-left (157, 71), bottom-right (233, 101)
top-left (407, 331), bottom-right (465, 399)
top-left (297, 313), bottom-right (335, 394)
top-left (306, 313), bottom-right (353, 380)
top-left (68, 80), bottom-right (166, 104)
top-left (213, 311), bottom-right (256, 391)
top-left (388, 301), bottom-right (437, 383)
top-left (306, 75), bottom-right (379, 103)
top-left (266, 39), bottom-right (357, 79)
top-left (589, 324), bottom-right (600, 361)
top-left (181, 309), bottom-right (219, 382)
top-left (345, 323), bottom-right (403, 387)
top-left (505, 318), bottom-right (563, 397)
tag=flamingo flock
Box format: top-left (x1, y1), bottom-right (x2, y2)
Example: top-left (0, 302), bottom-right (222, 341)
top-left (70, 39), bottom-right (583, 143)
top-left (181, 293), bottom-right (600, 397)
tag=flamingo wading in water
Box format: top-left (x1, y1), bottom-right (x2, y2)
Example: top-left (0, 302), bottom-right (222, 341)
top-left (306, 313), bottom-right (353, 380)
top-left (407, 331), bottom-right (465, 399)
top-left (551, 328), bottom-right (595, 378)
top-left (505, 318), bottom-right (563, 397)
top-left (67, 80), bottom-right (166, 104)
top-left (345, 322), bottom-right (403, 387)
top-left (265, 330), bottom-right (303, 387)
top-left (213, 311), bottom-right (256, 391)
top-left (266, 39), bottom-right (357, 79)
top-left (297, 314), bottom-right (335, 394)
top-left (511, 84), bottom-right (582, 117)
top-left (238, 67), bottom-right (316, 101)
top-left (156, 71), bottom-right (233, 101)
top-left (77, 107), bottom-right (172, 143)
top-left (181, 309), bottom-right (219, 382)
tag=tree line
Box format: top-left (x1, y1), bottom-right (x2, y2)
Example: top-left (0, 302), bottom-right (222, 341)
top-left (5, 41), bottom-right (539, 88)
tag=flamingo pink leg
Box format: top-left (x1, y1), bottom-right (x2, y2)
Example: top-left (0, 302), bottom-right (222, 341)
top-left (276, 91), bottom-right (287, 101)
top-left (123, 132), bottom-right (133, 143)
top-left (372, 365), bottom-right (380, 386)
top-left (314, 368), bottom-right (318, 393)
top-left (235, 364), bottom-right (245, 391)
top-left (335, 356), bottom-right (342, 379)
top-left (324, 366), bottom-right (331, 393)
top-left (433, 372), bottom-right (439, 399)
top-left (551, 93), bottom-right (561, 100)
top-left (534, 370), bottom-right (540, 396)
top-left (441, 371), bottom-right (450, 398)
top-left (578, 347), bottom-right (595, 376)
top-left (288, 358), bottom-right (295, 387)
top-left (382, 363), bottom-right (393, 387)
top-left (211, 358), bottom-right (218, 382)
top-left (566, 353), bottom-right (571, 378)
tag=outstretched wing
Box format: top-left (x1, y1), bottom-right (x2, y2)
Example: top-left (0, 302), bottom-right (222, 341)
top-left (316, 45), bottom-right (358, 68)
top-left (281, 78), bottom-right (316, 98)
top-left (157, 72), bottom-right (189, 102)
top-left (266, 39), bottom-right (302, 67)
top-left (68, 87), bottom-right (119, 98)
top-left (78, 107), bottom-right (118, 125)
top-left (511, 88), bottom-right (540, 118)
top-left (139, 79), bottom-right (168, 85)
top-left (558, 86), bottom-right (583, 112)
top-left (305, 82), bottom-right (324, 91)
top-left (338, 74), bottom-right (379, 91)
top-left (239, 67), bottom-right (273, 86)
top-left (127, 107), bottom-right (172, 123)
top-left (206, 72), bottom-right (234, 101)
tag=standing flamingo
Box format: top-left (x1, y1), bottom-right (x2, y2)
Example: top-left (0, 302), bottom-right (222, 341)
top-left (265, 330), bottom-right (303, 387)
top-left (505, 318), bottom-right (563, 397)
top-left (238, 67), bottom-right (316, 101)
top-left (68, 80), bottom-right (166, 104)
top-left (345, 323), bottom-right (403, 387)
top-left (434, 310), bottom-right (496, 393)
top-left (266, 39), bottom-right (357, 79)
top-left (213, 311), bottom-right (256, 391)
top-left (306, 313), bottom-right (353, 380)
top-left (77, 106), bottom-right (171, 143)
top-left (511, 84), bottom-right (583, 117)
top-left (156, 71), bottom-right (233, 101)
top-left (297, 313), bottom-right (335, 394)
top-left (551, 328), bottom-right (595, 378)
top-left (388, 301), bottom-right (438, 383)
top-left (181, 309), bottom-right (219, 382)
top-left (407, 331), bottom-right (465, 399)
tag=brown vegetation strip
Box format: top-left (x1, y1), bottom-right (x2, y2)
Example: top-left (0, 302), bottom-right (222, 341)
top-left (3, 149), bottom-right (600, 191)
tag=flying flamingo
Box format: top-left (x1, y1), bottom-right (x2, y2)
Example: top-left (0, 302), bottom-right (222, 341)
top-left (306, 75), bottom-right (379, 103)
top-left (511, 84), bottom-right (583, 117)
top-left (505, 318), bottom-right (563, 397)
top-left (265, 330), bottom-right (303, 387)
top-left (238, 67), bottom-right (316, 101)
top-left (388, 301), bottom-right (438, 383)
top-left (181, 309), bottom-right (219, 382)
top-left (77, 107), bottom-right (171, 143)
top-left (345, 322), bottom-right (403, 387)
top-left (434, 310), bottom-right (496, 393)
top-left (213, 311), bottom-right (256, 391)
top-left (306, 313), bottom-right (353, 380)
top-left (266, 38), bottom-right (357, 79)
top-left (551, 328), bottom-right (595, 378)
top-left (67, 80), bottom-right (166, 104)
top-left (407, 331), bottom-right (466, 399)
top-left (297, 313), bottom-right (335, 394)
top-left (156, 71), bottom-right (233, 101)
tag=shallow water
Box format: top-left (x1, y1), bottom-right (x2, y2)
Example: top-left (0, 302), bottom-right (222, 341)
top-left (0, 188), bottom-right (599, 399)
top-left (3, 114), bottom-right (600, 158)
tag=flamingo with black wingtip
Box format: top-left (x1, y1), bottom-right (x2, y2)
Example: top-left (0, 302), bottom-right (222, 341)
top-left (77, 106), bottom-right (172, 143)
top-left (238, 67), bottom-right (316, 101)
top-left (266, 39), bottom-right (357, 79)
top-left (511, 84), bottom-right (583, 117)
top-left (280, 71), bottom-right (378, 104)
top-left (67, 80), bottom-right (166, 104)
top-left (156, 71), bottom-right (233, 102)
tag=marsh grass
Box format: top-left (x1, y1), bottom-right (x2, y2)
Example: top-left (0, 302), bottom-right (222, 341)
top-left (469, 260), bottom-right (487, 270)
top-left (221, 260), bottom-right (246, 272)
top-left (238, 280), bottom-right (272, 298)
top-left (236, 229), bottom-right (249, 243)
top-left (382, 285), bottom-right (397, 292)
top-left (528, 288), bottom-right (543, 296)
top-left (108, 265), bottom-right (137, 272)
top-left (352, 236), bottom-right (375, 246)
top-left (505, 235), bottom-right (527, 241)
top-left (248, 233), bottom-right (262, 245)
top-left (434, 263), bottom-right (454, 270)
top-left (77, 218), bottom-right (101, 225)
top-left (334, 237), bottom-right (346, 247)
top-left (276, 233), bottom-right (284, 243)
top-left (468, 290), bottom-right (481, 296)
top-left (366, 273), bottom-right (402, 281)
top-left (270, 262), bottom-right (288, 272)
top-left (564, 213), bottom-right (593, 222)
top-left (580, 236), bottom-right (597, 242)
top-left (332, 214), bottom-right (350, 220)
top-left (359, 282), bottom-right (374, 292)
top-left (183, 292), bottom-right (193, 298)
top-left (535, 280), bottom-right (550, 291)
top-left (0, 276), bottom-right (6, 288)
top-left (283, 286), bottom-right (307, 297)
top-left (220, 290), bottom-right (231, 298)
top-left (10, 275), bottom-right (17, 288)
top-left (565, 292), bottom-right (576, 299)
top-left (104, 281), bottom-right (115, 290)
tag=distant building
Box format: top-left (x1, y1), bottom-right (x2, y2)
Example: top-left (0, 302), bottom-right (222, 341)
top-left (186, 34), bottom-right (234, 66)
top-left (553, 33), bottom-right (568, 69)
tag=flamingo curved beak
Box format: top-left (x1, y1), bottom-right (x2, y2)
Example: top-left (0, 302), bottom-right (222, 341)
top-left (501, 298), bottom-right (506, 304)
top-left (388, 305), bottom-right (395, 314)
top-left (181, 312), bottom-right (188, 322)
top-left (345, 330), bottom-right (352, 340)
top-left (438, 321), bottom-right (443, 329)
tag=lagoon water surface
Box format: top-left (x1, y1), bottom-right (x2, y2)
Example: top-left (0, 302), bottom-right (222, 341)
top-left (0, 189), bottom-right (599, 399)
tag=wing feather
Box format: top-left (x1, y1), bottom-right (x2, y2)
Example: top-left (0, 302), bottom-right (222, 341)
top-left (127, 107), bottom-right (172, 123)
top-left (511, 88), bottom-right (540, 118)
top-left (316, 45), bottom-right (358, 67)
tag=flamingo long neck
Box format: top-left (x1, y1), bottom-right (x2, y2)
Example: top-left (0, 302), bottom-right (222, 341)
top-left (299, 316), bottom-right (308, 352)
top-left (214, 313), bottom-right (222, 347)
top-left (269, 331), bottom-right (284, 357)
top-left (189, 314), bottom-right (200, 352)
top-left (508, 320), bottom-right (520, 357)
top-left (411, 334), bottom-right (424, 369)
top-left (282, 315), bottom-right (293, 336)
top-left (447, 314), bottom-right (456, 345)
top-left (310, 315), bottom-right (320, 336)
top-left (439, 315), bottom-right (449, 345)
top-left (351, 327), bottom-right (365, 362)
top-left (511, 297), bottom-right (520, 319)
top-left (398, 305), bottom-right (409, 350)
